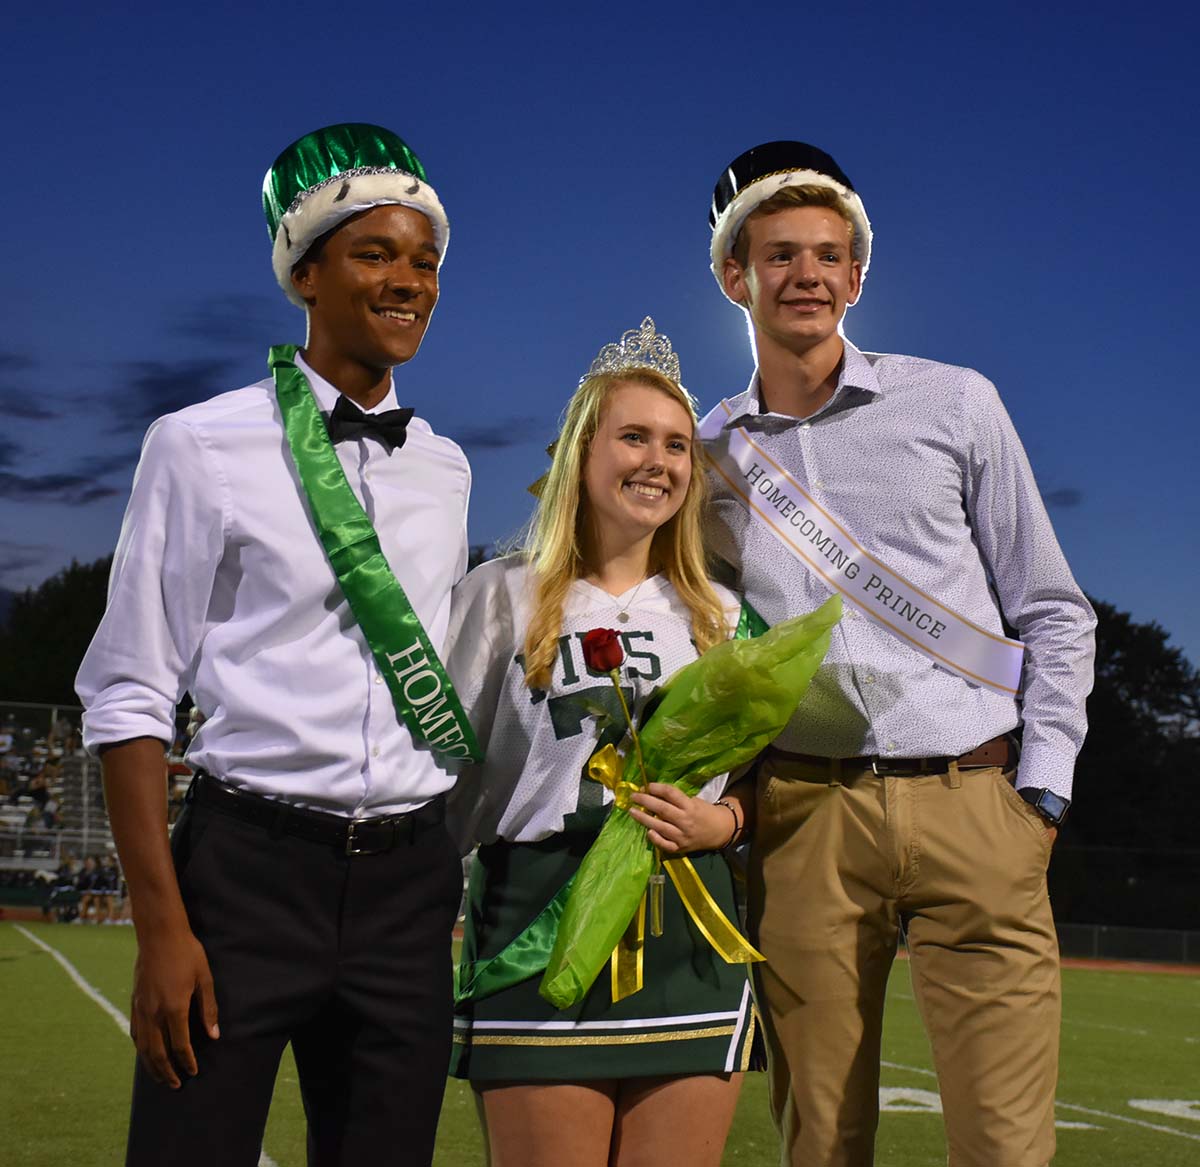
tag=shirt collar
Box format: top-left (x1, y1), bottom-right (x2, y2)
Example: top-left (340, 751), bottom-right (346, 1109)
top-left (294, 351), bottom-right (401, 415)
top-left (721, 337), bottom-right (882, 429)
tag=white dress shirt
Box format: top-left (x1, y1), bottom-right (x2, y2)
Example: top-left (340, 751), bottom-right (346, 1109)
top-left (704, 340), bottom-right (1095, 800)
top-left (77, 353), bottom-right (470, 815)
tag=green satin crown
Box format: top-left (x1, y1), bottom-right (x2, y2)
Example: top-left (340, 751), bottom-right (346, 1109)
top-left (262, 122), bottom-right (449, 307)
top-left (262, 123), bottom-right (427, 241)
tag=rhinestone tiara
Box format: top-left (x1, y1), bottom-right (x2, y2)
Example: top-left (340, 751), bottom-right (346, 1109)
top-left (583, 316), bottom-right (681, 384)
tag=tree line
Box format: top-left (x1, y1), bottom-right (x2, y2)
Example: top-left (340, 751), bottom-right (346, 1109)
top-left (2, 556), bottom-right (1197, 925)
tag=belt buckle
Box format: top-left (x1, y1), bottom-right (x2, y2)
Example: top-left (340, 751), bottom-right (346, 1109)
top-left (871, 759), bottom-right (884, 776)
top-left (346, 818), bottom-right (373, 856)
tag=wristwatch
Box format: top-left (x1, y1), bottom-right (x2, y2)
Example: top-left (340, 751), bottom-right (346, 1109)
top-left (1018, 787), bottom-right (1070, 826)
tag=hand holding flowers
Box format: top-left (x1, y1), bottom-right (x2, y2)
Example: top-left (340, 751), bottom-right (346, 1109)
top-left (582, 629), bottom-right (750, 855)
top-left (627, 782), bottom-right (747, 854)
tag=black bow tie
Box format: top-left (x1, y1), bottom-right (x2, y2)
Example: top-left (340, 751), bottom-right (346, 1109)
top-left (325, 396), bottom-right (414, 454)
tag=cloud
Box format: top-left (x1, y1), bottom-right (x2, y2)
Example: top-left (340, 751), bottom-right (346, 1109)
top-left (0, 444), bottom-right (131, 508)
top-left (0, 471), bottom-right (121, 505)
top-left (1044, 488), bottom-right (1083, 509)
top-left (79, 453), bottom-right (137, 478)
top-left (0, 439), bottom-right (116, 495)
top-left (113, 357), bottom-right (240, 431)
top-left (0, 540), bottom-right (50, 587)
top-left (0, 388), bottom-right (59, 421)
top-left (91, 295), bottom-right (293, 430)
top-left (449, 417), bottom-right (544, 450)
top-left (0, 353), bottom-right (58, 420)
top-left (171, 294), bottom-right (294, 347)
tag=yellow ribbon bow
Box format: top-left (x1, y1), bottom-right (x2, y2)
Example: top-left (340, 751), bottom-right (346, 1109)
top-left (586, 744), bottom-right (765, 1001)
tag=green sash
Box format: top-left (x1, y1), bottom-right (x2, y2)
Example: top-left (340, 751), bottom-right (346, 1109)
top-left (455, 598), bottom-right (766, 1004)
top-left (270, 344), bottom-right (482, 765)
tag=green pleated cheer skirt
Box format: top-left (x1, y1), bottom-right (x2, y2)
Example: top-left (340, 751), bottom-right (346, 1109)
top-left (450, 827), bottom-right (762, 1082)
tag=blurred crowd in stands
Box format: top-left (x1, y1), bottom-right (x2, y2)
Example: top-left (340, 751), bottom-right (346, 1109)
top-left (2, 710), bottom-right (113, 920)
top-left (41, 853), bottom-right (131, 924)
top-left (0, 706), bottom-right (197, 923)
top-left (0, 713), bottom-right (79, 835)
top-left (0, 855), bottom-right (131, 923)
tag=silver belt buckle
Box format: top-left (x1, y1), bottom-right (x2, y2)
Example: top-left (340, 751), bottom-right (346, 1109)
top-left (346, 818), bottom-right (370, 856)
top-left (871, 759), bottom-right (884, 776)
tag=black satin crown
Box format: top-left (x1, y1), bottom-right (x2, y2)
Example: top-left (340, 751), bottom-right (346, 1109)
top-left (325, 396), bottom-right (414, 453)
top-left (709, 141), bottom-right (857, 227)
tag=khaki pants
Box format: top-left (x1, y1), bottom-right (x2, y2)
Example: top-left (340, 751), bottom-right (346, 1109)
top-left (750, 756), bottom-right (1059, 1167)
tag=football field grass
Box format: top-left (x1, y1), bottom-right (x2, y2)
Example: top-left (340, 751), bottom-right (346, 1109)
top-left (2, 920), bottom-right (1197, 1165)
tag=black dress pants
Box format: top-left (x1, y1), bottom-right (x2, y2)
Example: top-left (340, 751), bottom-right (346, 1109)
top-left (125, 798), bottom-right (462, 1167)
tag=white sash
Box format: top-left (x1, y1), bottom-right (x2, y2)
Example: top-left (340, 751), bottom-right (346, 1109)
top-left (700, 399), bottom-right (1024, 696)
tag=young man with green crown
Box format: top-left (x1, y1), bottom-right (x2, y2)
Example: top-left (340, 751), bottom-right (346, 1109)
top-left (77, 123), bottom-right (476, 1166)
top-left (700, 142), bottom-right (1096, 1166)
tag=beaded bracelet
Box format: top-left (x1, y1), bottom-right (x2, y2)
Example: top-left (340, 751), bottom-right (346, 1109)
top-left (716, 798), bottom-right (742, 849)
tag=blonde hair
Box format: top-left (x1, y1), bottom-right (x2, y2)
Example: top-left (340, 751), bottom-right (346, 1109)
top-left (731, 183), bottom-right (856, 267)
top-left (522, 368), bottom-right (727, 689)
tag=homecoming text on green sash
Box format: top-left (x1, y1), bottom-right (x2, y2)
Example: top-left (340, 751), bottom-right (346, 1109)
top-left (270, 344), bottom-right (482, 765)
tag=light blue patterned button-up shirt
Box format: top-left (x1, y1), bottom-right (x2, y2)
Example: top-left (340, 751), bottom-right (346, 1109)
top-left (704, 339), bottom-right (1095, 800)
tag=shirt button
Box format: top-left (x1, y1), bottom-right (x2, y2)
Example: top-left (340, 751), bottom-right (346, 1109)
top-left (374, 674), bottom-right (383, 685)
top-left (371, 745), bottom-right (380, 758)
top-left (814, 479), bottom-right (825, 489)
top-left (801, 422), bottom-right (812, 431)
top-left (864, 675), bottom-right (876, 684)
top-left (886, 741), bottom-right (898, 752)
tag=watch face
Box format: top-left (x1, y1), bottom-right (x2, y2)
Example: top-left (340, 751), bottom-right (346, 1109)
top-left (1020, 787), bottom-right (1070, 825)
top-left (1038, 790), bottom-right (1070, 824)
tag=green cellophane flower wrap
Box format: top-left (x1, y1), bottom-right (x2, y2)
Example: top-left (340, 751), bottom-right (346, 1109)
top-left (538, 594), bottom-right (841, 1008)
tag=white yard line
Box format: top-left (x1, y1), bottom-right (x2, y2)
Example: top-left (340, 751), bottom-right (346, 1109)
top-left (1062, 1017), bottom-right (1151, 1037)
top-left (1056, 1102), bottom-right (1200, 1142)
top-left (12, 925), bottom-right (281, 1167)
top-left (15, 924), bottom-right (129, 1034)
top-left (881, 1059), bottom-right (1200, 1143)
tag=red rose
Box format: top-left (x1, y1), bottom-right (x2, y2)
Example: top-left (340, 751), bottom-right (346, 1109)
top-left (582, 628), bottom-right (624, 673)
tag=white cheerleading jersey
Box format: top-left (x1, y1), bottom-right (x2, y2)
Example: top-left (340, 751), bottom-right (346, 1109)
top-left (445, 556), bottom-right (741, 850)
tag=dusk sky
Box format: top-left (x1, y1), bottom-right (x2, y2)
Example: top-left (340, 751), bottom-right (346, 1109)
top-left (3, 2), bottom-right (1198, 664)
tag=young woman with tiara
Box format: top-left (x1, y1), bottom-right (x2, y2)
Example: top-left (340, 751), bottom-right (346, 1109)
top-left (445, 318), bottom-right (759, 1167)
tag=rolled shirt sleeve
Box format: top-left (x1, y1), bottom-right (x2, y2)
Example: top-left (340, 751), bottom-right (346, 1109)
top-left (76, 417), bottom-right (228, 752)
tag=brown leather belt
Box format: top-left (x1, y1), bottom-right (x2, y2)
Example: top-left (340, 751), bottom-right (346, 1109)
top-left (769, 733), bottom-right (1015, 778)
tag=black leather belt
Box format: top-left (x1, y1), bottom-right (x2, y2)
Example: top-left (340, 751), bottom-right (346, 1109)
top-left (187, 771), bottom-right (445, 856)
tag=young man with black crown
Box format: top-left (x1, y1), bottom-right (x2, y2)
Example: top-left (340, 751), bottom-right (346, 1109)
top-left (700, 142), bottom-right (1096, 1166)
top-left (76, 123), bottom-right (475, 1167)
